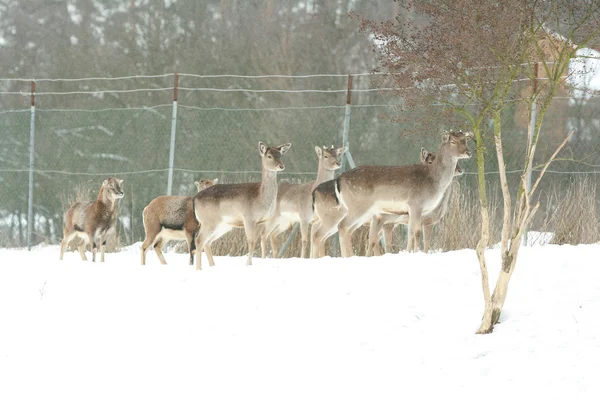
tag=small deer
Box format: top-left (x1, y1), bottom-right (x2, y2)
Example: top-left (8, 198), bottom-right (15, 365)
top-left (366, 148), bottom-right (463, 256)
top-left (193, 141), bottom-right (291, 270)
top-left (260, 145), bottom-right (346, 258)
top-left (140, 178), bottom-right (218, 266)
top-left (336, 130), bottom-right (472, 256)
top-left (59, 177), bottom-right (124, 262)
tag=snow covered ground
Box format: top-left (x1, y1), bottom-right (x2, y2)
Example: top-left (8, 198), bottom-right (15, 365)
top-left (1, 242), bottom-right (599, 400)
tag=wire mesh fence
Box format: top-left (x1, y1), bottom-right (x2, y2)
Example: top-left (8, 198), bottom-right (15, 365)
top-left (0, 73), bottom-right (599, 252)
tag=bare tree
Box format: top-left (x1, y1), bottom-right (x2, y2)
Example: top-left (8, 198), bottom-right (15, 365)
top-left (355, 0), bottom-right (600, 333)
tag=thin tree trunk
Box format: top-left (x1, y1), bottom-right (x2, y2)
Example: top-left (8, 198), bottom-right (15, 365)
top-left (493, 111), bottom-right (512, 256)
top-left (472, 125), bottom-right (493, 334)
top-left (476, 205), bottom-right (493, 334)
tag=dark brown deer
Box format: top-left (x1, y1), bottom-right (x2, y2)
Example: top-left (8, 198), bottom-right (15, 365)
top-left (140, 178), bottom-right (218, 266)
top-left (59, 177), bottom-right (124, 262)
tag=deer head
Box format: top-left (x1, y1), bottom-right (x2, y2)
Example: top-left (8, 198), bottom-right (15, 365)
top-left (315, 145), bottom-right (347, 171)
top-left (442, 130), bottom-right (472, 159)
top-left (194, 178), bottom-right (218, 193)
top-left (103, 177), bottom-right (124, 200)
top-left (259, 141), bottom-right (292, 171)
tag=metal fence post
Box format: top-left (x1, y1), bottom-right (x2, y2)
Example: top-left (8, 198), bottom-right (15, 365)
top-left (167, 72), bottom-right (179, 195)
top-left (332, 74), bottom-right (354, 257)
top-left (26, 79), bottom-right (36, 250)
top-left (341, 74), bottom-right (356, 170)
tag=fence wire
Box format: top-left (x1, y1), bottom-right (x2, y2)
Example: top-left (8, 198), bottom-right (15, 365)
top-left (0, 73), bottom-right (598, 249)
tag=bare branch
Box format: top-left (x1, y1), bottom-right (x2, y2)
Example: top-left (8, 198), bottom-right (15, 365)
top-left (530, 130), bottom-right (575, 196)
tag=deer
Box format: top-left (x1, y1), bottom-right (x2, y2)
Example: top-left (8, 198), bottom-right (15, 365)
top-left (336, 130), bottom-right (472, 257)
top-left (59, 177), bottom-right (124, 262)
top-left (193, 141), bottom-right (291, 270)
top-left (140, 178), bottom-right (218, 266)
top-left (366, 148), bottom-right (463, 256)
top-left (260, 145), bottom-right (346, 259)
top-left (309, 148), bottom-right (434, 259)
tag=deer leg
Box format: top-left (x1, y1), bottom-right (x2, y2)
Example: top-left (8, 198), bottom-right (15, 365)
top-left (337, 217), bottom-right (352, 258)
top-left (140, 233), bottom-right (157, 265)
top-left (423, 223), bottom-right (433, 253)
top-left (382, 223), bottom-right (394, 254)
top-left (310, 220), bottom-right (321, 258)
top-left (339, 213), bottom-right (367, 258)
top-left (260, 220), bottom-right (276, 259)
top-left (195, 224), bottom-right (219, 270)
top-left (154, 238), bottom-right (167, 265)
top-left (299, 221), bottom-right (309, 259)
top-left (59, 231), bottom-right (78, 260)
top-left (100, 239), bottom-right (107, 263)
top-left (260, 231), bottom-right (268, 259)
top-left (366, 215), bottom-right (382, 257)
top-left (243, 220), bottom-right (259, 266)
top-left (204, 240), bottom-right (215, 266)
top-left (186, 231), bottom-right (195, 266)
top-left (78, 238), bottom-right (88, 261)
top-left (407, 206), bottom-right (423, 253)
top-left (195, 229), bottom-right (207, 271)
top-left (88, 233), bottom-right (98, 262)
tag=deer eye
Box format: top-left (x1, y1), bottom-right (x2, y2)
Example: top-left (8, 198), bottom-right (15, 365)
top-left (324, 155), bottom-right (329, 159)
top-left (267, 154), bottom-right (272, 159)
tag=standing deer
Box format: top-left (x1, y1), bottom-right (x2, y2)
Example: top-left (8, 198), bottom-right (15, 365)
top-left (336, 130), bottom-right (472, 257)
top-left (59, 177), bottom-right (124, 262)
top-left (366, 148), bottom-right (463, 256)
top-left (140, 178), bottom-right (218, 266)
top-left (193, 141), bottom-right (291, 270)
top-left (260, 145), bottom-right (346, 258)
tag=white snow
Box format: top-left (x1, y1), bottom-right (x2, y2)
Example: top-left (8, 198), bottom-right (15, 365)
top-left (1, 242), bottom-right (599, 399)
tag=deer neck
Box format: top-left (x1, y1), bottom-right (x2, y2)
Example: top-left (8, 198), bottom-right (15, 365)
top-left (260, 167), bottom-right (279, 205)
top-left (312, 162), bottom-right (336, 190)
top-left (431, 145), bottom-right (458, 190)
top-left (98, 186), bottom-right (116, 211)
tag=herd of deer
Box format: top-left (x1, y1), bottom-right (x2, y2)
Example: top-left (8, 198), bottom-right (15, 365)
top-left (59, 130), bottom-right (473, 270)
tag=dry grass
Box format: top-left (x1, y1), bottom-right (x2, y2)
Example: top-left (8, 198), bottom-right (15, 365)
top-left (543, 177), bottom-right (600, 245)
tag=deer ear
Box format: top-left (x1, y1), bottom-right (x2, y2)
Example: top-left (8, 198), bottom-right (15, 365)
top-left (258, 141), bottom-right (267, 156)
top-left (420, 147), bottom-right (429, 163)
top-left (337, 146), bottom-right (348, 156)
top-left (117, 179), bottom-right (123, 185)
top-left (442, 133), bottom-right (450, 142)
top-left (194, 181), bottom-right (200, 188)
top-left (102, 179), bottom-right (108, 187)
top-left (315, 146), bottom-right (323, 158)
top-left (277, 143), bottom-right (292, 154)
top-left (212, 178), bottom-right (219, 185)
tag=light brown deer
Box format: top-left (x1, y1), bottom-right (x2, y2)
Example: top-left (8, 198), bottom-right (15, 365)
top-left (336, 130), bottom-right (472, 257)
top-left (59, 177), bottom-right (124, 262)
top-left (193, 141), bottom-right (291, 270)
top-left (366, 149), bottom-right (463, 256)
top-left (140, 178), bottom-right (218, 266)
top-left (260, 145), bottom-right (346, 258)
